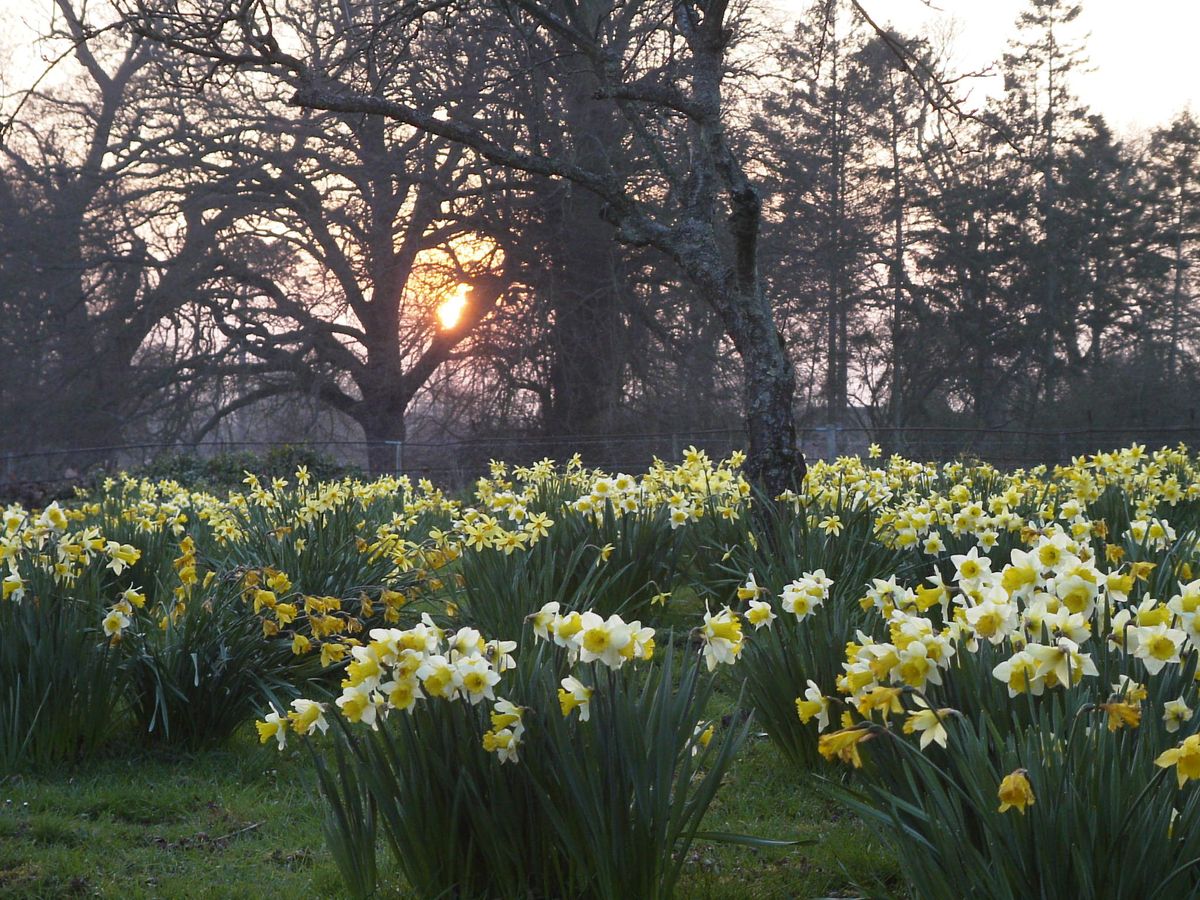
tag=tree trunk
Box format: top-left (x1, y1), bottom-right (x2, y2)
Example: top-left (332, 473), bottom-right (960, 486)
top-left (684, 11), bottom-right (805, 495)
top-left (1167, 187), bottom-right (1186, 381)
top-left (544, 262), bottom-right (625, 434)
top-left (888, 92), bottom-right (906, 430)
top-left (359, 400), bottom-right (408, 476)
top-left (705, 273), bottom-right (804, 493)
top-left (739, 304), bottom-right (803, 493)
top-left (541, 54), bottom-right (628, 436)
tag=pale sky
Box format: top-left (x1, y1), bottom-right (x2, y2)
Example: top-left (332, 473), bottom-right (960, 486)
top-left (776, 0), bottom-right (1199, 135)
top-left (2, 0), bottom-right (1197, 135)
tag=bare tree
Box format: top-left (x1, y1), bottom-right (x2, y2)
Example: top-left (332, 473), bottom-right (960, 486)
top-left (124, 0), bottom-right (807, 491)
top-left (0, 0), bottom-right (244, 453)
top-left (157, 6), bottom-right (519, 472)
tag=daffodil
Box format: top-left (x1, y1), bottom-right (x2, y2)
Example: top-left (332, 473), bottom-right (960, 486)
top-left (992, 651), bottom-right (1042, 697)
top-left (490, 698), bottom-right (525, 737)
top-left (817, 726), bottom-right (872, 768)
top-left (104, 541), bottom-right (141, 575)
top-left (856, 686), bottom-right (905, 719)
top-left (964, 592), bottom-right (1019, 645)
top-left (575, 612), bottom-right (634, 669)
top-left (691, 722), bottom-right (716, 756)
top-left (795, 679), bottom-right (830, 731)
top-left (951, 547), bottom-right (991, 584)
top-left (482, 727), bottom-right (521, 763)
top-left (2, 572), bottom-right (25, 603)
top-left (745, 599), bottom-right (776, 630)
top-left (103, 607), bottom-right (130, 639)
top-left (997, 769), bottom-right (1035, 814)
top-left (558, 675), bottom-right (592, 721)
top-left (456, 656), bottom-right (501, 705)
top-left (256, 708), bottom-right (288, 749)
top-left (1025, 639), bottom-right (1098, 689)
top-left (288, 699), bottom-right (328, 735)
top-left (121, 587), bottom-right (147, 608)
top-left (337, 682), bottom-right (383, 727)
top-left (1131, 623), bottom-right (1187, 675)
top-left (551, 611), bottom-right (584, 650)
top-left (1164, 698), bottom-right (1194, 733)
top-left (1156, 735), bottom-right (1200, 788)
top-left (904, 699), bottom-right (954, 749)
top-left (700, 605), bottom-right (744, 671)
top-left (737, 573), bottom-right (765, 602)
top-left (417, 655), bottom-right (462, 700)
top-left (1099, 701), bottom-right (1141, 732)
top-left (818, 515), bottom-right (843, 536)
top-left (781, 571), bottom-right (831, 620)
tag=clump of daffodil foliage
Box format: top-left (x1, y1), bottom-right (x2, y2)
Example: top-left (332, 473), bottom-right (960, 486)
top-left (292, 609), bottom-right (748, 900)
top-left (701, 443), bottom-right (1200, 898)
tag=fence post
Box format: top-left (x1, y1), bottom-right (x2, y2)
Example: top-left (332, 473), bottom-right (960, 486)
top-left (389, 440), bottom-right (404, 476)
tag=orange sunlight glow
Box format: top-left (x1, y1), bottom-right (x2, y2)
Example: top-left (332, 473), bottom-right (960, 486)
top-left (437, 284), bottom-right (471, 330)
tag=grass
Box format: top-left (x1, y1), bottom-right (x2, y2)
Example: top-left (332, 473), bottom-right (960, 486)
top-left (0, 735), bottom-right (346, 899)
top-left (0, 720), bottom-right (899, 899)
top-left (681, 734), bottom-right (903, 898)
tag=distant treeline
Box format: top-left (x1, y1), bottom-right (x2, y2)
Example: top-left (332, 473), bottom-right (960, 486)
top-left (1, 0), bottom-right (1196, 467)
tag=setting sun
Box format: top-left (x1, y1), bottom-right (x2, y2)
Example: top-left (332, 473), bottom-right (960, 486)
top-left (437, 284), bottom-right (471, 330)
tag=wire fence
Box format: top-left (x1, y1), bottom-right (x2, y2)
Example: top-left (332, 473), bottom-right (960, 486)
top-left (4, 424), bottom-right (1200, 497)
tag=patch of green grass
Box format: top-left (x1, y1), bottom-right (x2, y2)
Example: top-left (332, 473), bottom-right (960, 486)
top-left (0, 733), bottom-right (355, 899)
top-left (0, 725), bottom-right (898, 899)
top-left (679, 735), bottom-right (902, 899)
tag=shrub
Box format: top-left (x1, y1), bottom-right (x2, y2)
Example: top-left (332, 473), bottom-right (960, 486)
top-left (826, 696), bottom-right (1200, 899)
top-left (303, 620), bottom-right (751, 899)
top-left (0, 592), bottom-right (122, 770)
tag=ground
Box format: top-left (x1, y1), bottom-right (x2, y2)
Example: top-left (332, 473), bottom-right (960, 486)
top-left (0, 731), bottom-right (900, 899)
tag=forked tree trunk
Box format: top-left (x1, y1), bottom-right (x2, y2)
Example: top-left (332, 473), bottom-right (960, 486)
top-left (683, 11), bottom-right (806, 495)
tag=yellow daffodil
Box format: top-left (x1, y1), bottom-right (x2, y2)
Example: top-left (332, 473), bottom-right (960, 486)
top-left (997, 769), bottom-right (1035, 814)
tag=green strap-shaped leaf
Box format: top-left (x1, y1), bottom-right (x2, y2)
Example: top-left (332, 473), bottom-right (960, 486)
top-left (690, 830), bottom-right (815, 848)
